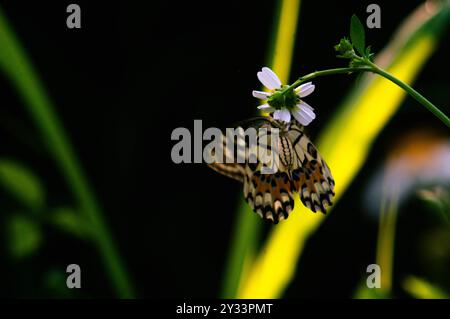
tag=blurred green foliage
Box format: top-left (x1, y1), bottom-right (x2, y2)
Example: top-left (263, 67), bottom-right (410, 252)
top-left (49, 207), bottom-right (92, 240)
top-left (0, 4), bottom-right (135, 298)
top-left (0, 159), bottom-right (45, 210)
top-left (7, 214), bottom-right (42, 259)
top-left (403, 276), bottom-right (449, 299)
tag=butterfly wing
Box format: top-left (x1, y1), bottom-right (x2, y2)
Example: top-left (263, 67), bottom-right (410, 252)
top-left (208, 133), bottom-right (246, 182)
top-left (208, 118), bottom-right (296, 223)
top-left (242, 130), bottom-right (296, 223)
top-left (208, 117), bottom-right (335, 221)
top-left (287, 122), bottom-right (335, 214)
top-left (207, 121), bottom-right (253, 183)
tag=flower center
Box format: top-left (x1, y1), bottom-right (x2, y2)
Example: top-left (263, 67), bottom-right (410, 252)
top-left (267, 85), bottom-right (299, 110)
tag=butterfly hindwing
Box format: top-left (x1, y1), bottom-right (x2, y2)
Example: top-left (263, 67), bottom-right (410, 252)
top-left (287, 122), bottom-right (335, 213)
top-left (243, 160), bottom-right (295, 224)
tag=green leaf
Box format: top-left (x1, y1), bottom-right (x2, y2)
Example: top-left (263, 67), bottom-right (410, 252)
top-left (350, 14), bottom-right (366, 56)
top-left (49, 207), bottom-right (92, 240)
top-left (7, 214), bottom-right (42, 259)
top-left (0, 159), bottom-right (45, 210)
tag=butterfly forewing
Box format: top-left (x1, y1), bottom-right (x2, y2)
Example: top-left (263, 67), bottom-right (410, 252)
top-left (287, 122), bottom-right (335, 214)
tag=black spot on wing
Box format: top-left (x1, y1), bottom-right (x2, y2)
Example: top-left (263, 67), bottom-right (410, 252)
top-left (307, 142), bottom-right (317, 159)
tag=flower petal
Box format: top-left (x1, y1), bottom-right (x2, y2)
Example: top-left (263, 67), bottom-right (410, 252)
top-left (292, 109), bottom-right (311, 126)
top-left (298, 101), bottom-right (316, 118)
top-left (295, 82), bottom-right (315, 97)
top-left (257, 70), bottom-right (278, 90)
top-left (262, 67), bottom-right (282, 89)
top-left (299, 100), bottom-right (315, 111)
top-left (252, 90), bottom-right (271, 99)
top-left (293, 102), bottom-right (316, 126)
top-left (257, 103), bottom-right (275, 112)
top-left (273, 109), bottom-right (291, 122)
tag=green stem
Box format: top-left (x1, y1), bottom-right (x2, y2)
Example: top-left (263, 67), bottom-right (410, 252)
top-left (368, 62), bottom-right (449, 127)
top-left (285, 64), bottom-right (450, 128)
top-left (288, 66), bottom-right (372, 89)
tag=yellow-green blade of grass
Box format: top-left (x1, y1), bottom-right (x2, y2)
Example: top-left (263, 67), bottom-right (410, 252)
top-left (375, 194), bottom-right (399, 297)
top-left (238, 2), bottom-right (450, 298)
top-left (403, 276), bottom-right (449, 299)
top-left (221, 0), bottom-right (302, 298)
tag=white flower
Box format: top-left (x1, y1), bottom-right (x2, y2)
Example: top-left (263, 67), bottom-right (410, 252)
top-left (252, 67), bottom-right (316, 125)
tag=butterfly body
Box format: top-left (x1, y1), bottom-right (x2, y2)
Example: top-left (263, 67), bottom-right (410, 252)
top-left (209, 116), bottom-right (335, 223)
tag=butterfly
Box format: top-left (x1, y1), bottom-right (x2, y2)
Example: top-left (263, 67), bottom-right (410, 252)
top-left (208, 116), bottom-right (335, 223)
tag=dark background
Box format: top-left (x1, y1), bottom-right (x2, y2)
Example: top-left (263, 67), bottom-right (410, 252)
top-left (0, 0), bottom-right (448, 298)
